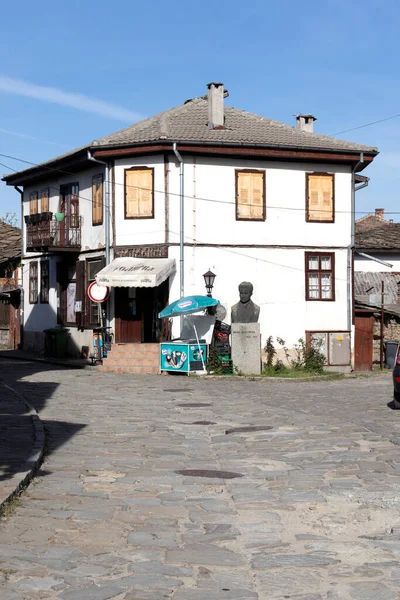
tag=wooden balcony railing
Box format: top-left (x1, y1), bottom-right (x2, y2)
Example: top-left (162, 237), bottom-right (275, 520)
top-left (26, 214), bottom-right (82, 252)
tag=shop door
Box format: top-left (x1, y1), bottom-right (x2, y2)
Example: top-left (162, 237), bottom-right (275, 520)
top-left (354, 314), bottom-right (374, 371)
top-left (114, 281), bottom-right (169, 344)
top-left (115, 287), bottom-right (142, 343)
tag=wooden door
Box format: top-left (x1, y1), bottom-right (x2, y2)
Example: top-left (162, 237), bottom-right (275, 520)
top-left (354, 314), bottom-right (374, 371)
top-left (115, 288), bottom-right (142, 343)
top-left (60, 188), bottom-right (67, 246)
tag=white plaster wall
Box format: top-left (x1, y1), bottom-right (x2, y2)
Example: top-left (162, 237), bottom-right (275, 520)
top-left (168, 246), bottom-right (350, 348)
top-left (22, 257), bottom-right (58, 332)
top-left (114, 155), bottom-right (166, 247)
top-left (355, 254), bottom-right (400, 273)
top-left (167, 156), bottom-right (352, 248)
top-left (22, 254), bottom-right (100, 356)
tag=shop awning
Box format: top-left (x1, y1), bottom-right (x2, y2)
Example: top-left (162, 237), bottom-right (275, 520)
top-left (95, 257), bottom-right (176, 288)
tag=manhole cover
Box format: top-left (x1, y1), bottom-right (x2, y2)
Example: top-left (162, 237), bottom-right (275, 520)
top-left (177, 403), bottom-right (212, 407)
top-left (164, 388), bottom-right (194, 393)
top-left (192, 421), bottom-right (216, 425)
top-left (176, 469), bottom-right (244, 479)
top-left (225, 425), bottom-right (273, 435)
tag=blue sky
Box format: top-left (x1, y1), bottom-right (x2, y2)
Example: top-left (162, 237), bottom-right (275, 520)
top-left (0, 0), bottom-right (399, 221)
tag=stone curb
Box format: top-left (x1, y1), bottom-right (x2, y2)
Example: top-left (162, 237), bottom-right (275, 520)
top-left (202, 373), bottom-right (346, 382)
top-left (0, 353), bottom-right (91, 370)
top-left (0, 383), bottom-right (45, 511)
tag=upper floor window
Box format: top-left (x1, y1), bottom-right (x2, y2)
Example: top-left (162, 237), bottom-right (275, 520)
top-left (125, 167), bottom-right (154, 219)
top-left (29, 261), bottom-right (38, 304)
top-left (306, 173), bottom-right (334, 222)
top-left (60, 183), bottom-right (79, 228)
top-left (305, 252), bottom-right (335, 301)
top-left (235, 170), bottom-right (265, 221)
top-left (29, 192), bottom-right (38, 215)
top-left (40, 188), bottom-right (49, 213)
top-left (92, 174), bottom-right (103, 226)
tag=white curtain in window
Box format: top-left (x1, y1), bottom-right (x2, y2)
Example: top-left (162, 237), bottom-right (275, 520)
top-left (321, 256), bottom-right (331, 271)
top-left (321, 274), bottom-right (332, 299)
top-left (308, 256), bottom-right (319, 270)
top-left (308, 273), bottom-right (319, 298)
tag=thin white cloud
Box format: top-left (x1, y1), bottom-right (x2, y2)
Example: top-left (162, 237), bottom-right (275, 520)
top-left (0, 127), bottom-right (68, 147)
top-left (0, 76), bottom-right (141, 122)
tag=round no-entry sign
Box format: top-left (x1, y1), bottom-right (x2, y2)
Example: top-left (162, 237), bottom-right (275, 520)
top-left (88, 281), bottom-right (110, 303)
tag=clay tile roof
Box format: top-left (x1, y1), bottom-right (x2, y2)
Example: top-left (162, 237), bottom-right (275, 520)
top-left (355, 222), bottom-right (400, 250)
top-left (0, 221), bottom-right (21, 264)
top-left (2, 95), bottom-right (378, 185)
top-left (92, 97), bottom-right (378, 152)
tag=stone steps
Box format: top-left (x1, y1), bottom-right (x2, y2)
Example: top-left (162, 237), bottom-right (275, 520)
top-left (99, 343), bottom-right (159, 374)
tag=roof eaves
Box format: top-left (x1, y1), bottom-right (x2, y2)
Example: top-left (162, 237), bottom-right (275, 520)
top-left (93, 138), bottom-right (378, 155)
top-left (2, 145), bottom-right (92, 185)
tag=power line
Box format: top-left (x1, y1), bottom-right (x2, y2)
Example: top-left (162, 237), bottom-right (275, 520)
top-left (331, 113), bottom-right (400, 136)
top-left (1, 149), bottom-right (399, 217)
top-left (0, 151), bottom-right (388, 217)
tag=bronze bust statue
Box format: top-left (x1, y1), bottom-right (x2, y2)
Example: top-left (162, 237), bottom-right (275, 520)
top-left (231, 281), bottom-right (260, 323)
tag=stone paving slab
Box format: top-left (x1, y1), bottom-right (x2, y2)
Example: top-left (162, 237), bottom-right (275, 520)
top-left (0, 378), bottom-right (44, 509)
top-left (0, 361), bottom-right (399, 598)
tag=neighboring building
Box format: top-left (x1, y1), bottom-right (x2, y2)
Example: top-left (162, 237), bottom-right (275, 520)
top-left (3, 83), bottom-right (378, 372)
top-left (354, 213), bottom-right (400, 370)
top-left (0, 221), bottom-right (21, 349)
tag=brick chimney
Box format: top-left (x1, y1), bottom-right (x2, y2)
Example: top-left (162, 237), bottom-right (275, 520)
top-left (207, 82), bottom-right (225, 129)
top-left (296, 114), bottom-right (317, 133)
top-left (375, 208), bottom-right (385, 220)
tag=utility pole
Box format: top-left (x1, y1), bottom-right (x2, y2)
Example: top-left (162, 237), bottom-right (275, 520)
top-left (380, 280), bottom-right (385, 370)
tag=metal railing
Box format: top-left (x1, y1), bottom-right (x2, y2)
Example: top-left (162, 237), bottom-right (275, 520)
top-left (26, 214), bottom-right (82, 251)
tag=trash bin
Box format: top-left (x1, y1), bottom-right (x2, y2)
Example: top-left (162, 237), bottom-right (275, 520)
top-left (385, 340), bottom-right (400, 369)
top-left (44, 327), bottom-right (69, 358)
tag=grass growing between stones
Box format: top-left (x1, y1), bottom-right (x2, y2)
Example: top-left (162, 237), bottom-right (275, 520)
top-left (261, 366), bottom-right (339, 378)
top-left (0, 486), bottom-right (25, 521)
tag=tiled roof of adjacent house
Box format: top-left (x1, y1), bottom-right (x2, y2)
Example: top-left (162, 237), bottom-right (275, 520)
top-left (355, 222), bottom-right (400, 250)
top-left (355, 272), bottom-right (400, 318)
top-left (0, 221), bottom-right (21, 264)
top-left (92, 97), bottom-right (378, 153)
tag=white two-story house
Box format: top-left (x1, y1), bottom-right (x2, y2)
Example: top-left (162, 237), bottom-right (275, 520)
top-left (3, 83), bottom-right (378, 372)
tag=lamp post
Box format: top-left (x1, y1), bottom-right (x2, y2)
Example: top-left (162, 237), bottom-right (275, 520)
top-left (203, 270), bottom-right (216, 297)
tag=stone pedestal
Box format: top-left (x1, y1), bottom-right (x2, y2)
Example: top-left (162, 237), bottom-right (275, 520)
top-left (231, 323), bottom-right (261, 375)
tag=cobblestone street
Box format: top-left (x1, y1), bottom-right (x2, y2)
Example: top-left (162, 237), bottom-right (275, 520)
top-left (1, 360), bottom-right (400, 599)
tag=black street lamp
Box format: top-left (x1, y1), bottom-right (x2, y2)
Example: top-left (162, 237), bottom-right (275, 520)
top-left (203, 270), bottom-right (216, 297)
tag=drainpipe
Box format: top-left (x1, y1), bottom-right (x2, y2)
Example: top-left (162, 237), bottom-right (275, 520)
top-left (348, 153), bottom-right (364, 359)
top-left (355, 251), bottom-right (393, 269)
top-left (87, 151), bottom-right (110, 266)
top-left (173, 143), bottom-right (184, 298)
top-left (87, 151), bottom-right (111, 330)
top-left (14, 186), bottom-right (24, 349)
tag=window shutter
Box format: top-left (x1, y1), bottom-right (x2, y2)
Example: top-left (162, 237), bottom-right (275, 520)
top-left (138, 170), bottom-right (153, 217)
top-left (307, 175), bottom-right (333, 221)
top-left (92, 175), bottom-right (103, 225)
top-left (237, 171), bottom-right (264, 220)
top-left (125, 169), bottom-right (153, 218)
top-left (250, 172), bottom-right (264, 219)
top-left (237, 172), bottom-right (251, 218)
top-left (75, 260), bottom-right (86, 327)
top-left (41, 189), bottom-right (49, 213)
top-left (30, 192), bottom-right (38, 215)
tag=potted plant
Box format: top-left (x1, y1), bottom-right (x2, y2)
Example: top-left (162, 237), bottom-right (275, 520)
top-left (24, 215), bottom-right (31, 224)
top-left (40, 211), bottom-right (53, 222)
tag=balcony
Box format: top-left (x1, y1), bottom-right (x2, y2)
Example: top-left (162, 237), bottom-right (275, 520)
top-left (25, 213), bottom-right (82, 252)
